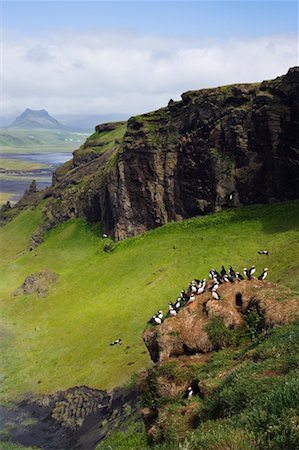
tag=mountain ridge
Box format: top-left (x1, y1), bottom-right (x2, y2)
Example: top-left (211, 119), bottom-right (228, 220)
top-left (9, 108), bottom-right (67, 130)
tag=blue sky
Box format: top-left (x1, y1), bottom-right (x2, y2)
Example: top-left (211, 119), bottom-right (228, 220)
top-left (3, 1), bottom-right (298, 39)
top-left (1, 1), bottom-right (298, 116)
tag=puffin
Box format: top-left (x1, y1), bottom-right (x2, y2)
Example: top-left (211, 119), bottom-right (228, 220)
top-left (236, 272), bottom-right (244, 281)
top-left (182, 386), bottom-right (193, 399)
top-left (258, 268), bottom-right (269, 280)
top-left (229, 265), bottom-right (236, 278)
top-left (168, 304), bottom-right (177, 317)
top-left (110, 338), bottom-right (122, 346)
top-left (243, 268), bottom-right (251, 279)
top-left (174, 298), bottom-right (181, 310)
top-left (197, 284), bottom-right (205, 294)
top-left (220, 265), bottom-right (227, 277)
top-left (258, 250), bottom-right (269, 255)
top-left (249, 266), bottom-right (256, 277)
top-left (212, 290), bottom-right (221, 301)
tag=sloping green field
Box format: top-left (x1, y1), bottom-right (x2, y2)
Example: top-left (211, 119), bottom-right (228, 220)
top-left (0, 200), bottom-right (298, 402)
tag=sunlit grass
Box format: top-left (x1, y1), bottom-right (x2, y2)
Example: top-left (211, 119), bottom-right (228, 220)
top-left (0, 200), bottom-right (298, 402)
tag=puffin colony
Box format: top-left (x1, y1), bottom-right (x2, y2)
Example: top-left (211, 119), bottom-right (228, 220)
top-left (148, 263), bottom-right (269, 326)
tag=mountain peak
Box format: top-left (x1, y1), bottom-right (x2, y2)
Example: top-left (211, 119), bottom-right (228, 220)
top-left (9, 108), bottom-right (66, 130)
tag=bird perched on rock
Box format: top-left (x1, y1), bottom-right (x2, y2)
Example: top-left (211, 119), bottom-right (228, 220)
top-left (229, 265), bottom-right (236, 278)
top-left (236, 271), bottom-right (244, 281)
top-left (220, 265), bottom-right (227, 277)
top-left (187, 294), bottom-right (196, 304)
top-left (258, 268), bottom-right (269, 280)
top-left (212, 290), bottom-right (221, 301)
top-left (180, 290), bottom-right (190, 302)
top-left (148, 310), bottom-right (163, 325)
top-left (168, 304), bottom-right (177, 317)
top-left (174, 298), bottom-right (181, 310)
top-left (249, 266), bottom-right (256, 277)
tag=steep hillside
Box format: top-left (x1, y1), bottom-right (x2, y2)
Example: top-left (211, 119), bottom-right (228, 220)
top-left (0, 200), bottom-right (298, 402)
top-left (5, 67), bottom-right (298, 243)
top-left (0, 200), bottom-right (298, 449)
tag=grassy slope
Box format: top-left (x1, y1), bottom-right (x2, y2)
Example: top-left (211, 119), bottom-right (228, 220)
top-left (98, 321), bottom-right (299, 450)
top-left (0, 201), bottom-right (298, 403)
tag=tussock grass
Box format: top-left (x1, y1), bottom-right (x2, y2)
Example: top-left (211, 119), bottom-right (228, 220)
top-left (0, 200), bottom-right (298, 403)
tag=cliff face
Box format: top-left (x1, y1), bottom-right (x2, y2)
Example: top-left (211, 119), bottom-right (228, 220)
top-left (7, 68), bottom-right (298, 240)
top-left (107, 67), bottom-right (299, 239)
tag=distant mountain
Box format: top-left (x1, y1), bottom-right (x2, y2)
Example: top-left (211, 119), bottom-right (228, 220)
top-left (9, 108), bottom-right (67, 130)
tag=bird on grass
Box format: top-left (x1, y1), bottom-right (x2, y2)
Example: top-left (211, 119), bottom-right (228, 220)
top-left (258, 250), bottom-right (269, 255)
top-left (182, 386), bottom-right (193, 399)
top-left (110, 339), bottom-right (122, 346)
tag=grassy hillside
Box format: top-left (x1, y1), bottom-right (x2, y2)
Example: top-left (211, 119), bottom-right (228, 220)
top-left (98, 320), bottom-right (299, 450)
top-left (0, 128), bottom-right (87, 153)
top-left (0, 200), bottom-right (298, 403)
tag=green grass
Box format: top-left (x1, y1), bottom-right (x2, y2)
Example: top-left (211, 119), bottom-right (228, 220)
top-left (76, 122), bottom-right (127, 156)
top-left (0, 128), bottom-right (87, 153)
top-left (0, 200), bottom-right (298, 403)
top-left (0, 158), bottom-right (47, 171)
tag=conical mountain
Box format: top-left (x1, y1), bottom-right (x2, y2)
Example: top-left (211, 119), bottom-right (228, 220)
top-left (9, 108), bottom-right (66, 129)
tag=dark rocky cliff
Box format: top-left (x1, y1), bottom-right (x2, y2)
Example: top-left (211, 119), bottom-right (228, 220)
top-left (4, 67), bottom-right (298, 240)
top-left (107, 66), bottom-right (299, 239)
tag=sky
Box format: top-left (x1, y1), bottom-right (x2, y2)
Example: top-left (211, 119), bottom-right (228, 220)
top-left (1, 0), bottom-right (298, 118)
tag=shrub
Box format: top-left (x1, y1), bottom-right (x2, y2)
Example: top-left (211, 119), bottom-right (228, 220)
top-left (244, 306), bottom-right (266, 339)
top-left (205, 317), bottom-right (233, 349)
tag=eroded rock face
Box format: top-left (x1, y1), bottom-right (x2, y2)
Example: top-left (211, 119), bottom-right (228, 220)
top-left (143, 280), bottom-right (299, 363)
top-left (110, 67), bottom-right (299, 239)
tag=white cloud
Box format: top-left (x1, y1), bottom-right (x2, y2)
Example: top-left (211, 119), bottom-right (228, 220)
top-left (2, 29), bottom-right (298, 116)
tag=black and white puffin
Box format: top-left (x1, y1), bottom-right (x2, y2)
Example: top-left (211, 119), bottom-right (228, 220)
top-left (168, 304), bottom-right (177, 317)
top-left (258, 268), bottom-right (268, 280)
top-left (229, 265), bottom-right (236, 278)
top-left (174, 298), bottom-right (181, 310)
top-left (110, 338), bottom-right (122, 346)
top-left (236, 272), bottom-right (244, 281)
top-left (249, 266), bottom-right (256, 277)
top-left (243, 268), bottom-right (251, 279)
top-left (220, 265), bottom-right (227, 277)
top-left (212, 290), bottom-right (221, 300)
top-left (182, 386), bottom-right (193, 399)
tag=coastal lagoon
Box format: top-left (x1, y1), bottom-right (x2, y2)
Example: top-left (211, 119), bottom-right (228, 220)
top-left (0, 151), bottom-right (73, 204)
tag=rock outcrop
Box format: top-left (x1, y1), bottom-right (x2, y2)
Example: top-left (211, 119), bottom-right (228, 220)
top-left (14, 270), bottom-right (57, 298)
top-left (2, 68), bottom-right (298, 240)
top-left (140, 280), bottom-right (299, 444)
top-left (143, 280), bottom-right (299, 363)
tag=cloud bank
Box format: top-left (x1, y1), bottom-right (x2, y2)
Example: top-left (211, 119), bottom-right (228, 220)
top-left (2, 29), bottom-right (298, 116)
